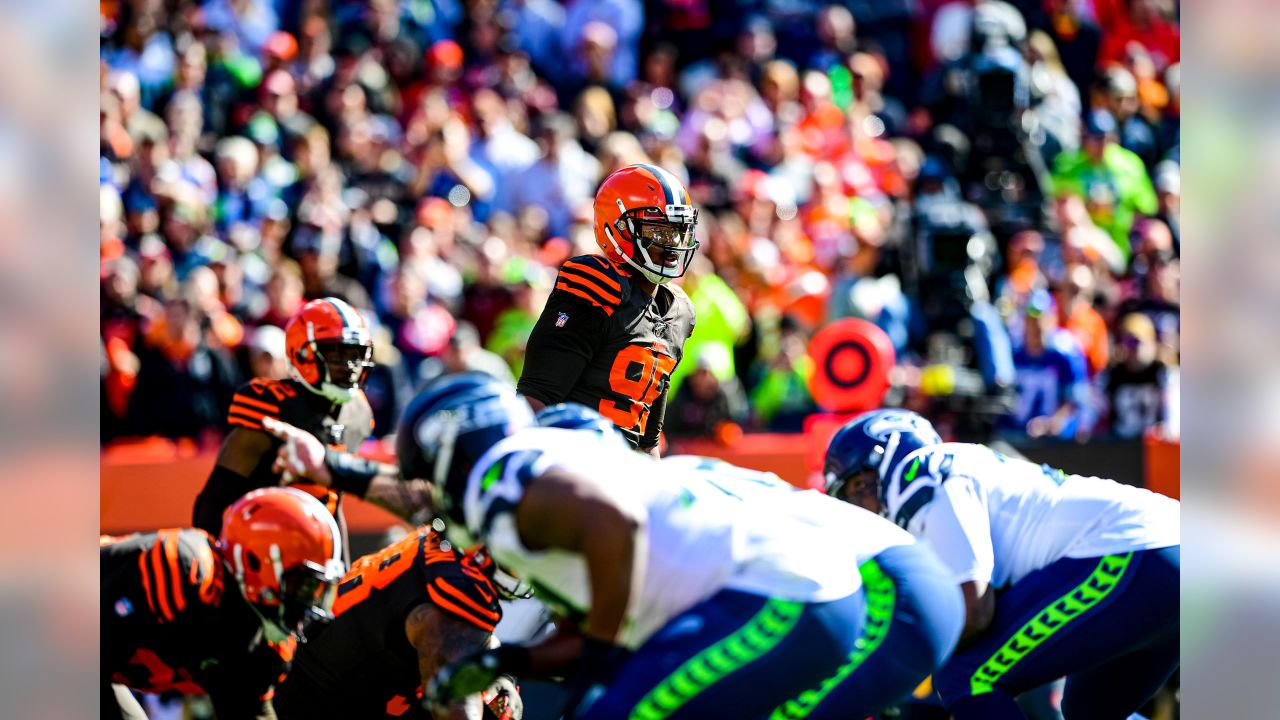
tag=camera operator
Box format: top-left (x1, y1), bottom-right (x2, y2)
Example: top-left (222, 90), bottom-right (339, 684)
top-left (921, 2), bottom-right (1052, 233)
top-left (900, 161), bottom-right (1016, 441)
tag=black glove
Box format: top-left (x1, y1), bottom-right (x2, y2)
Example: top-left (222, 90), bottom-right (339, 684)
top-left (562, 638), bottom-right (631, 718)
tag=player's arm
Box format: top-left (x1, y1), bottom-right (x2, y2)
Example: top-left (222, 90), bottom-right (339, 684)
top-left (517, 466), bottom-right (646, 650)
top-left (202, 636), bottom-right (286, 720)
top-left (426, 467), bottom-right (643, 707)
top-left (193, 427), bottom-right (277, 534)
top-left (516, 286), bottom-right (608, 411)
top-left (260, 418), bottom-right (431, 520)
top-left (408, 603), bottom-right (492, 720)
top-left (920, 476), bottom-right (997, 641)
top-left (637, 379), bottom-right (670, 458)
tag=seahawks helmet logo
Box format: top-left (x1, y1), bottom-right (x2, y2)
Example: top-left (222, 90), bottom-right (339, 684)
top-left (866, 411), bottom-right (935, 442)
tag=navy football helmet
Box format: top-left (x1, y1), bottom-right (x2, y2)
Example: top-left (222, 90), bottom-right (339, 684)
top-left (535, 402), bottom-right (628, 446)
top-left (395, 372), bottom-right (534, 524)
top-left (823, 409), bottom-right (942, 505)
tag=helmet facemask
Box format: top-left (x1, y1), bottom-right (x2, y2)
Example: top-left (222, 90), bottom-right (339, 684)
top-left (294, 328), bottom-right (374, 404)
top-left (607, 203), bottom-right (699, 285)
top-left (246, 555), bottom-right (343, 643)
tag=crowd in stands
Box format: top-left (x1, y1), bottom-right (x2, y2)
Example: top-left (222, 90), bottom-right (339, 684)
top-left (100, 0), bottom-right (1180, 447)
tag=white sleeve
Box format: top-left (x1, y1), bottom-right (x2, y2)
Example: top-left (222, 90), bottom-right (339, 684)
top-left (921, 475), bottom-right (995, 586)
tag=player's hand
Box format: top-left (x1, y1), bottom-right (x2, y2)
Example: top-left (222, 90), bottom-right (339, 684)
top-left (262, 417), bottom-right (332, 487)
top-left (425, 649), bottom-right (503, 710)
top-left (481, 675), bottom-right (523, 720)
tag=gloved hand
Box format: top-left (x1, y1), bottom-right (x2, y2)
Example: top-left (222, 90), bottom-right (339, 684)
top-left (481, 674), bottom-right (523, 720)
top-left (562, 638), bottom-right (631, 718)
top-left (425, 646), bottom-right (531, 711)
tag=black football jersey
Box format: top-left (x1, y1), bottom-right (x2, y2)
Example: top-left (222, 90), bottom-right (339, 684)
top-left (101, 530), bottom-right (292, 719)
top-left (518, 255), bottom-right (696, 449)
top-left (272, 528), bottom-right (502, 720)
top-left (193, 378), bottom-right (374, 538)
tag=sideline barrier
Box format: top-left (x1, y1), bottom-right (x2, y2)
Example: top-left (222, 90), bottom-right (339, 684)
top-left (102, 433), bottom-right (1179, 534)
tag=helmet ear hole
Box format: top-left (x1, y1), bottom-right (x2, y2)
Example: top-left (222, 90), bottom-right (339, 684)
top-left (245, 551), bottom-right (262, 572)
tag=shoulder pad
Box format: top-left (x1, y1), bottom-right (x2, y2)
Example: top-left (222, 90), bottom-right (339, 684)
top-left (664, 283), bottom-right (697, 335)
top-left (137, 529), bottom-right (227, 623)
top-left (425, 559), bottom-right (503, 633)
top-left (228, 378), bottom-right (304, 431)
top-left (554, 255), bottom-right (629, 317)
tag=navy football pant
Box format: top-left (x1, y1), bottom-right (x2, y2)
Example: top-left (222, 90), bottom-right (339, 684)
top-left (772, 542), bottom-right (965, 720)
top-left (576, 588), bottom-right (864, 720)
top-left (934, 545), bottom-right (1180, 720)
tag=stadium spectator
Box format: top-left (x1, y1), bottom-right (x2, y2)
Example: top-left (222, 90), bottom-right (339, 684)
top-left (748, 316), bottom-right (816, 432)
top-left (98, 0), bottom-right (1179, 449)
top-left (1051, 109), bottom-right (1157, 261)
top-left (433, 320), bottom-right (517, 386)
top-left (1004, 290), bottom-right (1089, 440)
top-left (1053, 264), bottom-right (1110, 377)
top-left (666, 344), bottom-right (748, 441)
top-left (244, 324), bottom-right (288, 380)
top-left (1104, 312), bottom-right (1174, 439)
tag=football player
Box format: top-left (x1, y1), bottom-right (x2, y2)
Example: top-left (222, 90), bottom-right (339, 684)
top-left (272, 526), bottom-right (521, 720)
top-left (517, 164), bottom-right (699, 457)
top-left (270, 374), bottom-right (964, 720)
top-left (102, 488), bottom-right (344, 720)
top-left (192, 298), bottom-right (412, 560)
top-left (824, 409), bottom-right (1180, 720)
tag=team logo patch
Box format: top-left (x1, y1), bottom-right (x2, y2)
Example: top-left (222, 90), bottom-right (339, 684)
top-left (114, 597), bottom-right (133, 617)
top-left (555, 312), bottom-right (569, 327)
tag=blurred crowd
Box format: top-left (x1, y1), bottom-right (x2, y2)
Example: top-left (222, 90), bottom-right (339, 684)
top-left (100, 0), bottom-right (1180, 447)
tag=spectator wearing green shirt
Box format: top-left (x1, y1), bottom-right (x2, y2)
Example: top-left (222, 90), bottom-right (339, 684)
top-left (666, 256), bottom-right (750, 397)
top-left (1050, 110), bottom-right (1157, 261)
top-left (748, 316), bottom-right (816, 431)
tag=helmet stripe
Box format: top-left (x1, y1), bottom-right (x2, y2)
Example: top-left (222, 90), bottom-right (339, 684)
top-left (637, 163), bottom-right (676, 206)
top-left (324, 298), bottom-right (361, 330)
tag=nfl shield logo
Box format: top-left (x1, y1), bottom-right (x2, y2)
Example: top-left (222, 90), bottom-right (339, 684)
top-left (556, 312), bottom-right (569, 327)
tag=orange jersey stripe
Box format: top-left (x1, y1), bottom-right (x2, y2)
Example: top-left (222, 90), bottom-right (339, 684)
top-left (137, 549), bottom-right (159, 616)
top-left (555, 283), bottom-right (615, 316)
top-left (228, 406), bottom-right (270, 423)
top-left (150, 541), bottom-right (175, 622)
top-left (231, 394), bottom-right (279, 413)
top-left (562, 260), bottom-right (622, 292)
top-left (558, 269), bottom-right (622, 305)
top-left (162, 531), bottom-right (186, 614)
top-left (427, 585), bottom-right (496, 632)
top-left (227, 416), bottom-right (262, 430)
top-left (434, 578), bottom-right (500, 621)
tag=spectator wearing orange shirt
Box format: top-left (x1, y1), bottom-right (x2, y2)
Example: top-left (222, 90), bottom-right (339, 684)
top-left (1053, 264), bottom-right (1109, 377)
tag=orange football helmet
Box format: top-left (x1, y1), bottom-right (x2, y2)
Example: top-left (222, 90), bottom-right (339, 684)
top-left (284, 297), bottom-right (374, 404)
top-left (220, 487), bottom-right (345, 641)
top-left (593, 164), bottom-right (699, 285)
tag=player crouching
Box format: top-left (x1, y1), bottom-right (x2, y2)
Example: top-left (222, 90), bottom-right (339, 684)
top-left (824, 410), bottom-right (1180, 720)
top-left (102, 488), bottom-right (344, 720)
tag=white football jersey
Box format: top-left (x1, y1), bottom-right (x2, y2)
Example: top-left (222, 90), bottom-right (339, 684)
top-left (459, 430), bottom-right (913, 648)
top-left (883, 443), bottom-right (1180, 589)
